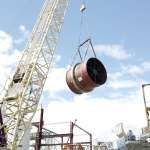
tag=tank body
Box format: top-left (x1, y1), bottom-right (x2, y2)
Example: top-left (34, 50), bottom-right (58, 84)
top-left (66, 58), bottom-right (107, 94)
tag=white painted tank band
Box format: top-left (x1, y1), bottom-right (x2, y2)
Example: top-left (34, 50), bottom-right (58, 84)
top-left (71, 64), bottom-right (92, 93)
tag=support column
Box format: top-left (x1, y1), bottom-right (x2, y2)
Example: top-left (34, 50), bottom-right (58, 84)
top-left (0, 107), bottom-right (6, 147)
top-left (61, 137), bottom-right (63, 150)
top-left (70, 122), bottom-right (73, 149)
top-left (90, 134), bottom-right (92, 150)
top-left (35, 108), bottom-right (44, 150)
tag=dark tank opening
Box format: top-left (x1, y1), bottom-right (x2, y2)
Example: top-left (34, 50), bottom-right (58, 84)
top-left (86, 58), bottom-right (107, 85)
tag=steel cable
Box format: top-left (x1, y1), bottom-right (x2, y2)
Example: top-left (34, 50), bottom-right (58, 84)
top-left (0, 0), bottom-right (33, 45)
top-left (78, 0), bottom-right (91, 46)
top-left (83, 11), bottom-right (91, 38)
top-left (78, 11), bottom-right (84, 46)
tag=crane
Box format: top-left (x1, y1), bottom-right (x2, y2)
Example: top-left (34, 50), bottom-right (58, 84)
top-left (142, 84), bottom-right (150, 138)
top-left (0, 0), bottom-right (69, 149)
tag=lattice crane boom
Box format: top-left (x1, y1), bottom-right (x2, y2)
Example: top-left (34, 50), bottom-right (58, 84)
top-left (0, 0), bottom-right (69, 149)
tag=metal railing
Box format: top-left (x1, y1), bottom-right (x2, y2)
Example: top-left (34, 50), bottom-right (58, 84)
top-left (29, 143), bottom-right (107, 150)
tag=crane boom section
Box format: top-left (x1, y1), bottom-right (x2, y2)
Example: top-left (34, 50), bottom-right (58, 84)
top-left (0, 0), bottom-right (69, 149)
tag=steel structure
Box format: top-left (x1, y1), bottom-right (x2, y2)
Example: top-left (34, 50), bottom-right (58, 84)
top-left (142, 84), bottom-right (150, 138)
top-left (30, 118), bottom-right (92, 150)
top-left (0, 0), bottom-right (69, 149)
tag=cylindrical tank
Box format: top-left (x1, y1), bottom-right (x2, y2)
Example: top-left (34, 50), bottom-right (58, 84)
top-left (66, 58), bottom-right (107, 94)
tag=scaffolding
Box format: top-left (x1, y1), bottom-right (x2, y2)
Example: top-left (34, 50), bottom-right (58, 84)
top-left (29, 108), bottom-right (97, 150)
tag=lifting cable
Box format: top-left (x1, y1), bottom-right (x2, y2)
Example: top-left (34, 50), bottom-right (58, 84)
top-left (0, 0), bottom-right (33, 45)
top-left (78, 10), bottom-right (84, 46)
top-left (78, 0), bottom-right (90, 46)
top-left (70, 0), bottom-right (96, 69)
top-left (83, 11), bottom-right (90, 38)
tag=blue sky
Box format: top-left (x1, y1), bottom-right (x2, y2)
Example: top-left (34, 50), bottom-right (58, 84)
top-left (0, 0), bottom-right (150, 143)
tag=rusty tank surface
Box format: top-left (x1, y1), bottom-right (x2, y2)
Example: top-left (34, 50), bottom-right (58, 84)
top-left (66, 58), bottom-right (107, 94)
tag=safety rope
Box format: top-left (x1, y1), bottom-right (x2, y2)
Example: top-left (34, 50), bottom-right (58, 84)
top-left (0, 0), bottom-right (33, 45)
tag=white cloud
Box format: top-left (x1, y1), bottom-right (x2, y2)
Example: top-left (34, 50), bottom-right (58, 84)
top-left (107, 78), bottom-right (142, 89)
top-left (0, 29), bottom-right (23, 101)
top-left (14, 25), bottom-right (30, 44)
top-left (94, 44), bottom-right (133, 59)
top-left (107, 62), bottom-right (150, 89)
top-left (138, 57), bottom-right (143, 61)
top-left (0, 49), bottom-right (21, 66)
top-left (108, 92), bottom-right (123, 98)
top-left (20, 25), bottom-right (26, 31)
top-left (141, 62), bottom-right (150, 71)
top-left (108, 72), bottom-right (122, 79)
top-left (33, 89), bottom-right (146, 142)
top-left (44, 67), bottom-right (69, 93)
top-left (120, 64), bottom-right (143, 75)
top-left (51, 54), bottom-right (61, 67)
top-left (120, 62), bottom-right (150, 75)
top-left (0, 30), bottom-right (13, 53)
top-left (0, 30), bottom-right (22, 68)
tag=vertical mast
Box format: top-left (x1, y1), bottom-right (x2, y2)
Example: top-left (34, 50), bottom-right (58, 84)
top-left (0, 0), bottom-right (69, 149)
top-left (142, 84), bottom-right (150, 139)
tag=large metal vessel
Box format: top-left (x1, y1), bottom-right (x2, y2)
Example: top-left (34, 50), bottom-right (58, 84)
top-left (66, 58), bottom-right (107, 94)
